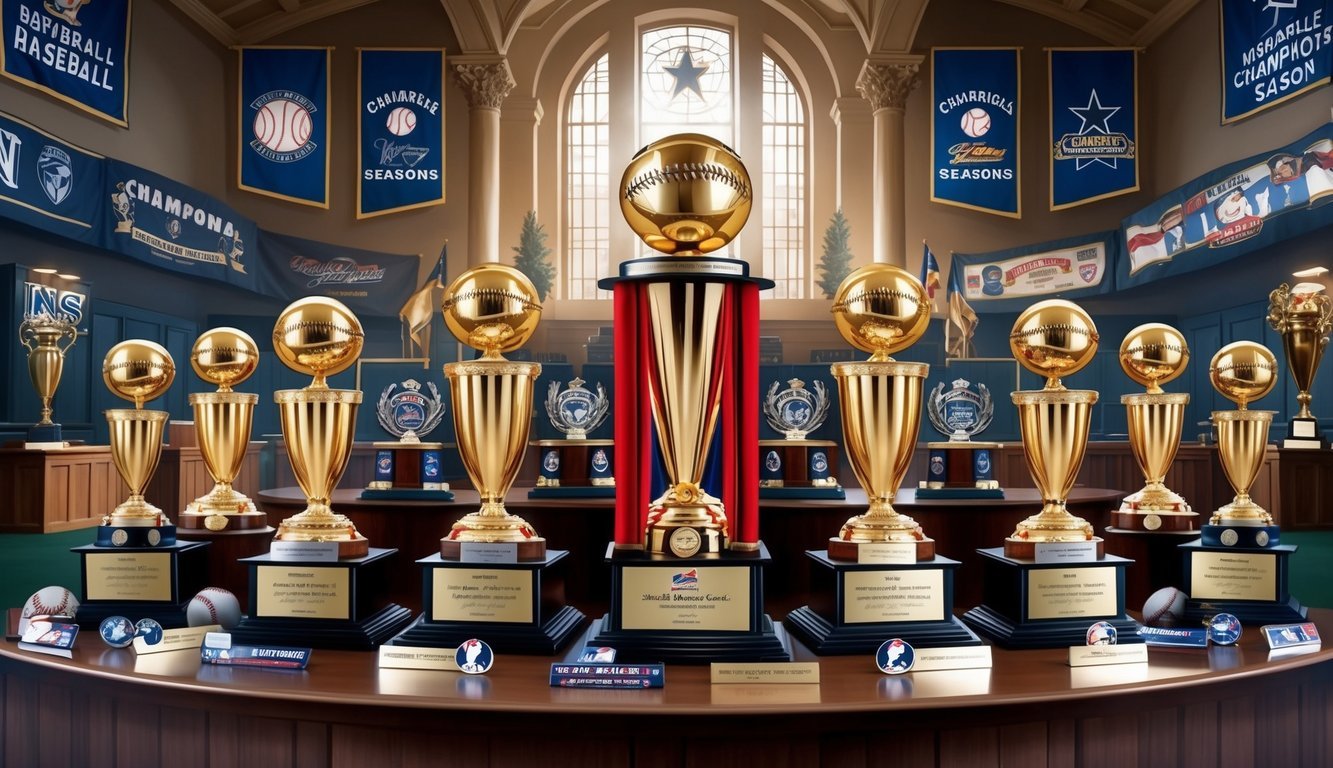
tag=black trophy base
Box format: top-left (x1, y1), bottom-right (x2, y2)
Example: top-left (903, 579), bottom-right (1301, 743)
top-left (758, 486), bottom-right (846, 500)
top-left (1200, 523), bottom-right (1280, 548)
top-left (25, 423), bottom-right (64, 448)
top-left (1181, 540), bottom-right (1306, 624)
top-left (95, 524), bottom-right (177, 548)
top-left (527, 485), bottom-right (616, 499)
top-left (74, 599), bottom-right (193, 630)
top-left (961, 547), bottom-right (1140, 649)
top-left (230, 604), bottom-right (415, 651)
top-left (782, 551), bottom-right (980, 655)
top-left (390, 606), bottom-right (586, 654)
top-left (72, 540), bottom-right (209, 631)
top-left (1283, 418), bottom-right (1328, 449)
top-left (588, 612), bottom-right (791, 664)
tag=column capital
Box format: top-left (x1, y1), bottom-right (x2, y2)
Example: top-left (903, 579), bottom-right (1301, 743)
top-left (451, 56), bottom-right (516, 110)
top-left (856, 57), bottom-right (922, 112)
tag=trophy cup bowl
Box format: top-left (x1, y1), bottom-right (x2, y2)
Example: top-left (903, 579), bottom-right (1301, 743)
top-left (185, 328), bottom-right (262, 529)
top-left (19, 313), bottom-right (78, 438)
top-left (1005, 300), bottom-right (1100, 557)
top-left (1209, 341), bottom-right (1278, 526)
top-left (103, 340), bottom-right (176, 526)
top-left (1268, 282), bottom-right (1332, 426)
top-left (620, 133), bottom-right (751, 256)
top-left (440, 264), bottom-right (546, 560)
top-left (1116, 323), bottom-right (1193, 528)
top-left (272, 298), bottom-right (368, 558)
top-left (828, 264), bottom-right (934, 560)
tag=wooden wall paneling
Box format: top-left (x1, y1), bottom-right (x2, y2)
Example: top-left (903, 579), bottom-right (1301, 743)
top-left (492, 735), bottom-right (633, 768)
top-left (1299, 676), bottom-right (1333, 767)
top-left (815, 737), bottom-right (868, 768)
top-left (159, 706), bottom-right (207, 765)
top-left (36, 681), bottom-right (72, 768)
top-left (999, 721), bottom-right (1055, 766)
top-left (209, 711), bottom-right (241, 767)
top-left (331, 725), bottom-right (485, 768)
top-left (295, 721), bottom-right (331, 768)
top-left (631, 736), bottom-right (686, 768)
top-left (3, 657), bottom-right (38, 766)
top-left (236, 715), bottom-right (299, 766)
top-left (938, 725), bottom-right (998, 768)
top-left (866, 729), bottom-right (937, 768)
top-left (1255, 686), bottom-right (1302, 767)
top-left (113, 701), bottom-right (159, 766)
top-left (1178, 700), bottom-right (1219, 767)
top-left (1217, 697), bottom-right (1256, 768)
top-left (1076, 713), bottom-right (1140, 768)
top-left (1138, 707), bottom-right (1179, 768)
top-left (76, 692), bottom-right (117, 768)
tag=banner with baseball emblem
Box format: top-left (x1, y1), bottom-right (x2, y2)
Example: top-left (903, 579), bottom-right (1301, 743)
top-left (255, 230), bottom-right (420, 316)
top-left (358, 48), bottom-right (446, 218)
top-left (1220, 0), bottom-right (1332, 124)
top-left (238, 47), bottom-right (330, 208)
top-left (1049, 49), bottom-right (1138, 211)
top-left (0, 0), bottom-right (131, 126)
top-left (0, 110), bottom-right (104, 245)
top-left (1119, 122), bottom-right (1333, 288)
top-left (931, 48), bottom-right (1021, 218)
top-left (951, 231), bottom-right (1116, 311)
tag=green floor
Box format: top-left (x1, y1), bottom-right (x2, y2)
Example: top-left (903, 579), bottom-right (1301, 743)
top-left (3, 529), bottom-right (1331, 616)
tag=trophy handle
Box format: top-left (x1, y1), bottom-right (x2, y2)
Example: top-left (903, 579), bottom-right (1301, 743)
top-left (58, 324), bottom-right (78, 354)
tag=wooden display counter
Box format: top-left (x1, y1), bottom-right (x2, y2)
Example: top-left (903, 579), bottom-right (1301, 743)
top-left (3, 611), bottom-right (1332, 767)
top-left (0, 446), bottom-right (121, 533)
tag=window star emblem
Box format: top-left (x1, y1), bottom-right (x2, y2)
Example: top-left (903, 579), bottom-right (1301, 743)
top-left (664, 48), bottom-right (708, 99)
top-left (1068, 89), bottom-right (1121, 170)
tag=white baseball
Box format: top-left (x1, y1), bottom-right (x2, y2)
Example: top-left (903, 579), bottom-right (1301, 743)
top-left (385, 106), bottom-right (417, 137)
top-left (187, 587), bottom-right (242, 629)
top-left (22, 585), bottom-right (79, 619)
top-left (253, 99), bottom-right (312, 153)
top-left (960, 107), bottom-right (991, 138)
top-left (1142, 586), bottom-right (1187, 626)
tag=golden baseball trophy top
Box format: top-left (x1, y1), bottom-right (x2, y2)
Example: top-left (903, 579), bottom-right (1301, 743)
top-left (442, 264), bottom-right (542, 357)
top-left (831, 264), bottom-right (930, 362)
top-left (1119, 323), bottom-right (1189, 394)
top-left (1209, 340), bottom-right (1277, 409)
top-left (620, 133), bottom-right (752, 256)
top-left (191, 327), bottom-right (259, 392)
top-left (1009, 299), bottom-right (1099, 389)
top-left (103, 340), bottom-right (175, 409)
top-left (272, 297), bottom-right (364, 387)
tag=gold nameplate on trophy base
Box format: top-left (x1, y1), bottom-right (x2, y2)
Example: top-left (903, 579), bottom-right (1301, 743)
top-left (430, 568), bottom-right (534, 623)
top-left (842, 569), bottom-right (945, 623)
top-left (620, 567), bottom-right (751, 631)
top-left (1189, 552), bottom-right (1278, 601)
top-left (1026, 567), bottom-right (1117, 620)
top-left (84, 552), bottom-right (174, 602)
top-left (255, 566), bottom-right (351, 620)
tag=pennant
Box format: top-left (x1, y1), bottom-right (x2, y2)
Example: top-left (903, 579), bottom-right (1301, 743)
top-left (358, 48), bottom-right (446, 218)
top-left (1, 0), bottom-right (131, 126)
top-left (1220, 0), bottom-right (1331, 124)
top-left (952, 231), bottom-right (1117, 311)
top-left (255, 231), bottom-right (421, 317)
top-left (400, 244), bottom-right (446, 355)
top-left (0, 110), bottom-right (104, 246)
top-left (1049, 49), bottom-right (1138, 210)
top-left (919, 242), bottom-right (941, 312)
top-left (946, 263), bottom-right (978, 359)
top-left (238, 47), bottom-right (330, 207)
top-left (931, 48), bottom-right (1021, 218)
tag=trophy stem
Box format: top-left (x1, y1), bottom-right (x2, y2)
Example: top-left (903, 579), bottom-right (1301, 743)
top-left (1005, 390), bottom-right (1099, 557)
top-left (104, 408), bottom-right (169, 526)
top-left (1210, 409), bottom-right (1275, 525)
top-left (274, 388), bottom-right (367, 558)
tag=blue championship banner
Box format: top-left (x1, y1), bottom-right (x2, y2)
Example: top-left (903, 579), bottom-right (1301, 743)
top-left (106, 158), bottom-right (260, 293)
top-left (931, 48), bottom-right (1021, 218)
top-left (953, 231), bottom-right (1116, 311)
top-left (1120, 122), bottom-right (1333, 288)
top-left (1220, 0), bottom-right (1332, 124)
top-left (0, 109), bottom-right (104, 244)
top-left (1049, 49), bottom-right (1138, 211)
top-left (1, 0), bottom-right (131, 126)
top-left (238, 47), bottom-right (330, 208)
top-left (256, 230), bottom-right (420, 316)
top-left (358, 48), bottom-right (445, 218)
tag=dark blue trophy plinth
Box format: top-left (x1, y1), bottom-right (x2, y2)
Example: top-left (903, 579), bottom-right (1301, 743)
top-left (1181, 539), bottom-right (1306, 624)
top-left (26, 423), bottom-right (64, 445)
top-left (72, 540), bottom-right (210, 630)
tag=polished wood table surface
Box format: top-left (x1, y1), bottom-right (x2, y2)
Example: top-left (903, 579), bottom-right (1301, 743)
top-left (3, 610), bottom-right (1331, 767)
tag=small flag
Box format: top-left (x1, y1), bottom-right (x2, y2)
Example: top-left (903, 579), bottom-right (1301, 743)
top-left (919, 242), bottom-right (941, 312)
top-left (946, 259), bottom-right (978, 358)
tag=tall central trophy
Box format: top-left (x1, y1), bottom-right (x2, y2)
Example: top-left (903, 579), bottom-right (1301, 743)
top-left (1268, 282), bottom-right (1332, 448)
top-left (962, 300), bottom-right (1139, 648)
top-left (389, 264), bottom-right (586, 653)
top-left (588, 133), bottom-right (788, 662)
top-left (784, 265), bottom-right (981, 654)
top-left (1182, 341), bottom-right (1305, 622)
top-left (18, 310), bottom-right (78, 448)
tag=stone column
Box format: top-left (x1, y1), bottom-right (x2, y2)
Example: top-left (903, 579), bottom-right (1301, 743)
top-left (855, 58), bottom-right (920, 267)
top-left (452, 57), bottom-right (516, 266)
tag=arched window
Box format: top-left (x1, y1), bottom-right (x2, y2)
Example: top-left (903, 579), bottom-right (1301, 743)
top-left (761, 54), bottom-right (806, 299)
top-left (565, 52), bottom-right (610, 300)
top-left (640, 25), bottom-right (733, 146)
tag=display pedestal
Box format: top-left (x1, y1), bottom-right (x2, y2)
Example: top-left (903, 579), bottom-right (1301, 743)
top-left (915, 441), bottom-right (1003, 499)
top-left (175, 526), bottom-right (276, 601)
top-left (24, 422), bottom-right (65, 450)
top-left (363, 442), bottom-right (454, 501)
top-left (961, 548), bottom-right (1139, 649)
top-left (388, 550), bottom-right (586, 654)
top-left (528, 439), bottom-right (615, 499)
top-left (1181, 539), bottom-right (1306, 623)
top-left (230, 548), bottom-right (413, 650)
top-left (783, 550), bottom-right (979, 654)
top-left (1103, 526), bottom-right (1194, 609)
top-left (72, 541), bottom-right (209, 629)
top-left (757, 440), bottom-right (844, 500)
top-left (589, 543), bottom-right (789, 663)
top-left (177, 510), bottom-right (269, 531)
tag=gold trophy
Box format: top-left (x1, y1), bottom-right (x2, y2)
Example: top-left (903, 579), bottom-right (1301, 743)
top-left (1203, 341), bottom-right (1281, 548)
top-left (18, 311), bottom-right (78, 447)
top-left (1005, 299), bottom-right (1101, 558)
top-left (182, 328), bottom-right (266, 531)
top-left (439, 264), bottom-right (546, 561)
top-left (272, 297), bottom-right (368, 558)
top-left (1268, 282), bottom-right (1333, 448)
top-left (100, 340), bottom-right (176, 545)
top-left (826, 264), bottom-right (934, 561)
top-left (1113, 323), bottom-right (1196, 531)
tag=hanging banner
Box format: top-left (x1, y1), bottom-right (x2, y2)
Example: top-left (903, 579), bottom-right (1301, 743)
top-left (1120, 122), bottom-right (1333, 289)
top-left (1220, 0), bottom-right (1332, 124)
top-left (106, 159), bottom-right (260, 293)
top-left (256, 231), bottom-right (420, 316)
top-left (953, 231), bottom-right (1116, 311)
top-left (931, 48), bottom-right (1021, 218)
top-left (358, 48), bottom-right (446, 219)
top-left (0, 0), bottom-right (131, 126)
top-left (0, 110), bottom-right (104, 244)
top-left (238, 47), bottom-right (330, 208)
top-left (1049, 49), bottom-right (1138, 211)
